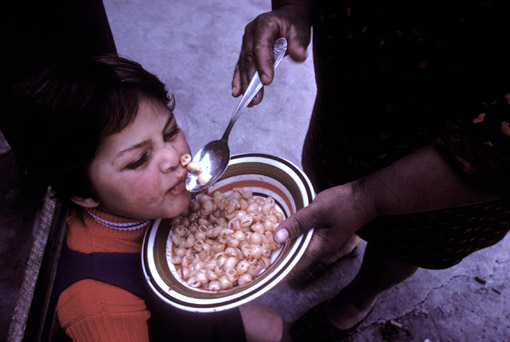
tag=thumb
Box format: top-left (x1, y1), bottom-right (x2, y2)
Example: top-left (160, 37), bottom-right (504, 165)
top-left (273, 205), bottom-right (318, 243)
top-left (286, 39), bottom-right (307, 63)
top-left (286, 24), bottom-right (310, 63)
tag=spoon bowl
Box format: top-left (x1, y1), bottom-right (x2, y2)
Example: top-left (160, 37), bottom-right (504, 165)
top-left (186, 38), bottom-right (288, 192)
top-left (184, 139), bottom-right (230, 192)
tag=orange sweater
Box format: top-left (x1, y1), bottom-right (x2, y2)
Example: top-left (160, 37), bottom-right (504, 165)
top-left (56, 208), bottom-right (151, 342)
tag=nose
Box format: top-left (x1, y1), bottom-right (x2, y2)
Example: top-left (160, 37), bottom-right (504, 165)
top-left (159, 144), bottom-right (180, 174)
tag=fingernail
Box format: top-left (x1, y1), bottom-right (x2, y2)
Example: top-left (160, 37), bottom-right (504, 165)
top-left (275, 228), bottom-right (289, 243)
top-left (232, 86), bottom-right (236, 95)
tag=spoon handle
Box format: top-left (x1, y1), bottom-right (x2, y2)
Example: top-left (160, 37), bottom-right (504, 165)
top-left (222, 38), bottom-right (288, 141)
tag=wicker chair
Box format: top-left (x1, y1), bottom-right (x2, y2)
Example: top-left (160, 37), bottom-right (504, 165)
top-left (7, 191), bottom-right (71, 342)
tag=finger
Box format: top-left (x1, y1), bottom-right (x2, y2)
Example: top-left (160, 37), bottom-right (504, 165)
top-left (274, 204), bottom-right (321, 243)
top-left (246, 28), bottom-right (277, 106)
top-left (232, 64), bottom-right (242, 98)
top-left (284, 233), bottom-right (326, 283)
top-left (239, 33), bottom-right (258, 96)
top-left (248, 87), bottom-right (264, 107)
top-left (252, 27), bottom-right (279, 86)
top-left (252, 36), bottom-right (275, 86)
top-left (238, 33), bottom-right (265, 106)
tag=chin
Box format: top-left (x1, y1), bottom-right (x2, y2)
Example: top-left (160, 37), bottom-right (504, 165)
top-left (164, 191), bottom-right (192, 218)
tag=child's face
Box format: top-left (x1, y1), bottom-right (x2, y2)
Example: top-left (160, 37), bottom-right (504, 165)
top-left (87, 98), bottom-right (192, 220)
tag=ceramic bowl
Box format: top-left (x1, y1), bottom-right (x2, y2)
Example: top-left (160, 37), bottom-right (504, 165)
top-left (142, 153), bottom-right (315, 312)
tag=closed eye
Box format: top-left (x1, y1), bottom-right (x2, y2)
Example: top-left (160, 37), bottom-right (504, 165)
top-left (126, 152), bottom-right (150, 170)
top-left (164, 125), bottom-right (181, 142)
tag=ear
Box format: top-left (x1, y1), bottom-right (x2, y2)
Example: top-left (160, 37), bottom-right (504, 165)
top-left (70, 196), bottom-right (100, 208)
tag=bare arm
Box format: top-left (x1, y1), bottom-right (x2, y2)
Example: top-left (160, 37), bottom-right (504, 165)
top-left (360, 144), bottom-right (496, 218)
top-left (274, 144), bottom-right (497, 263)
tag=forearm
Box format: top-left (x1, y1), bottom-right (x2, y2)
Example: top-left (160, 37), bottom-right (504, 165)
top-left (354, 144), bottom-right (498, 221)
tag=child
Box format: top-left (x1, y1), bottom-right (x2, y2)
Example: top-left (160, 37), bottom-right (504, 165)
top-left (10, 54), bottom-right (283, 342)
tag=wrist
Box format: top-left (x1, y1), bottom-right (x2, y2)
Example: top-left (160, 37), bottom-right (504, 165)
top-left (272, 0), bottom-right (311, 26)
top-left (350, 178), bottom-right (378, 225)
top-left (272, 0), bottom-right (306, 10)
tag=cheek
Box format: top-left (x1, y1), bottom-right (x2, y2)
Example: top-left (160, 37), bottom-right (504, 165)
top-left (122, 174), bottom-right (160, 202)
top-left (95, 171), bottom-right (160, 209)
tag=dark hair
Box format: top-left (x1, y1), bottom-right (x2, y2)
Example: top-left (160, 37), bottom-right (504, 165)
top-left (9, 54), bottom-right (175, 203)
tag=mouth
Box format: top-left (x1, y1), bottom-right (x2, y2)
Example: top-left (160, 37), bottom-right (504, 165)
top-left (168, 174), bottom-right (187, 195)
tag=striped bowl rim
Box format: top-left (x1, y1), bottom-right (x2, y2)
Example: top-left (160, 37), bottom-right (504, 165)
top-left (142, 153), bottom-right (315, 313)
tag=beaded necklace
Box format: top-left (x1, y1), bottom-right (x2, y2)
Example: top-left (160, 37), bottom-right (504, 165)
top-left (86, 210), bottom-right (150, 231)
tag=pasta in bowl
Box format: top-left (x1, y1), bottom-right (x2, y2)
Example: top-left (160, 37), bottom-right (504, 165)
top-left (168, 188), bottom-right (284, 291)
top-left (142, 153), bottom-right (315, 313)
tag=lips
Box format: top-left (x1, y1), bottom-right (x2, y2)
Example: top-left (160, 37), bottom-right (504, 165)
top-left (168, 172), bottom-right (187, 195)
top-left (169, 180), bottom-right (186, 195)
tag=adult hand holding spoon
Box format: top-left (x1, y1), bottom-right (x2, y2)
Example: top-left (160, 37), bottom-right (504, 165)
top-left (185, 38), bottom-right (288, 193)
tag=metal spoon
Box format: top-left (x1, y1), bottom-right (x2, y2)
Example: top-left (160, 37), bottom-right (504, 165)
top-left (185, 38), bottom-right (288, 193)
